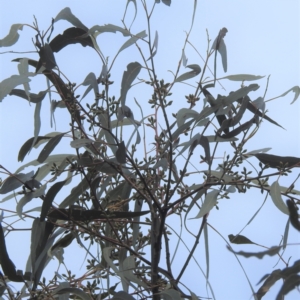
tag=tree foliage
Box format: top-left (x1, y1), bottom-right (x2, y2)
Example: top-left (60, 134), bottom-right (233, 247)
top-left (0, 1), bottom-right (299, 300)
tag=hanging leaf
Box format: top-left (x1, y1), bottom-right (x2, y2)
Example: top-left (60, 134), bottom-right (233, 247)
top-left (70, 138), bottom-right (94, 149)
top-left (36, 43), bottom-right (57, 72)
top-left (0, 171), bottom-right (34, 194)
top-left (0, 75), bottom-right (31, 102)
top-left (269, 181), bottom-right (289, 215)
top-left (9, 89), bottom-right (48, 103)
top-left (111, 291), bottom-right (135, 300)
top-left (125, 0), bottom-right (137, 28)
top-left (275, 86), bottom-right (300, 104)
top-left (18, 136), bottom-right (51, 162)
top-left (147, 30), bottom-right (158, 60)
top-left (118, 30), bottom-right (147, 54)
top-left (0, 24), bottom-right (24, 47)
top-left (0, 223), bottom-right (23, 282)
top-left (221, 74), bottom-right (265, 81)
top-left (192, 190), bottom-right (219, 219)
top-left (49, 27), bottom-right (94, 53)
top-left (40, 180), bottom-right (67, 221)
top-left (80, 72), bottom-right (99, 101)
top-left (181, 49), bottom-right (188, 67)
top-left (226, 245), bottom-right (281, 259)
top-left (175, 64), bottom-right (201, 82)
top-left (16, 184), bottom-right (47, 219)
top-left (286, 200), bottom-right (300, 231)
top-left (212, 27), bottom-right (228, 73)
top-left (253, 153), bottom-right (300, 169)
top-left (54, 7), bottom-right (88, 31)
top-left (255, 269), bottom-right (282, 299)
top-left (37, 133), bottom-right (65, 163)
top-left (228, 234), bottom-right (255, 245)
top-left (120, 62), bottom-right (142, 107)
top-left (116, 141), bottom-right (127, 164)
top-left (176, 108), bottom-right (199, 127)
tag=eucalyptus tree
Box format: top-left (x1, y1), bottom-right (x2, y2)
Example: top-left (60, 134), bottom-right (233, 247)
top-left (0, 1), bottom-right (299, 300)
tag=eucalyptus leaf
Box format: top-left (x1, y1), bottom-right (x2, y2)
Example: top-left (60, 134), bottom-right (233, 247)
top-left (269, 181), bottom-right (289, 215)
top-left (192, 190), bottom-right (219, 219)
top-left (120, 62), bottom-right (142, 107)
top-left (0, 75), bottom-right (31, 102)
top-left (54, 7), bottom-right (88, 31)
top-left (37, 133), bottom-right (65, 163)
top-left (0, 171), bottom-right (34, 194)
top-left (0, 24), bottom-right (24, 47)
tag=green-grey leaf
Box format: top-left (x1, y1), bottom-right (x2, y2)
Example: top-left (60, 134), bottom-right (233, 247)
top-left (41, 180), bottom-right (67, 221)
top-left (54, 7), bottom-right (88, 31)
top-left (120, 62), bottom-right (142, 107)
top-left (89, 24), bottom-right (130, 37)
top-left (9, 89), bottom-right (48, 103)
top-left (226, 245), bottom-right (281, 259)
top-left (0, 24), bottom-right (24, 47)
top-left (192, 190), bottom-right (219, 219)
top-left (59, 176), bottom-right (90, 208)
top-left (33, 101), bottom-right (42, 150)
top-left (160, 289), bottom-right (181, 300)
top-left (118, 30), bottom-right (147, 54)
top-left (0, 171), bottom-right (34, 194)
top-left (70, 138), bottom-right (93, 149)
top-left (116, 141), bottom-right (127, 164)
top-left (270, 181), bottom-right (289, 215)
top-left (81, 72), bottom-right (99, 101)
top-left (111, 291), bottom-right (135, 300)
top-left (221, 74), bottom-right (265, 81)
top-left (17, 184), bottom-right (47, 219)
top-left (0, 75), bottom-right (31, 102)
top-left (18, 136), bottom-right (52, 162)
top-left (276, 86), bottom-right (300, 104)
top-left (175, 64), bottom-right (201, 82)
top-left (37, 133), bottom-right (65, 163)
top-left (176, 108), bottom-right (199, 127)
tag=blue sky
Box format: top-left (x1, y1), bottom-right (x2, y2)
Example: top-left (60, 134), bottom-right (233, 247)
top-left (0, 1), bottom-right (299, 299)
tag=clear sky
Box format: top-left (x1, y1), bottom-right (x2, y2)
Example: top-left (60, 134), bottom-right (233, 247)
top-left (0, 1), bottom-right (299, 299)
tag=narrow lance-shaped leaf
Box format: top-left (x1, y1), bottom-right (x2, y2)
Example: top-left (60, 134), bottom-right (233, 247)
top-left (120, 62), bottom-right (142, 107)
top-left (286, 200), bottom-right (300, 231)
top-left (269, 181), bottom-right (289, 215)
top-left (147, 30), bottom-right (158, 60)
top-left (9, 89), bottom-right (48, 104)
top-left (212, 27), bottom-right (228, 73)
top-left (0, 75), bottom-right (31, 102)
top-left (116, 141), bottom-right (127, 164)
top-left (192, 190), bottom-right (219, 219)
top-left (36, 43), bottom-right (57, 72)
top-left (227, 245), bottom-right (281, 259)
top-left (54, 7), bottom-right (88, 31)
top-left (118, 30), bottom-right (147, 54)
top-left (228, 234), bottom-right (255, 245)
top-left (0, 24), bottom-right (24, 47)
top-left (0, 223), bottom-right (23, 282)
top-left (253, 153), bottom-right (300, 169)
top-left (49, 27), bottom-right (94, 53)
top-left (0, 171), bottom-right (34, 194)
top-left (37, 132), bottom-right (65, 163)
top-left (17, 184), bottom-right (47, 219)
top-left (40, 180), bottom-right (67, 221)
top-left (80, 72), bottom-right (99, 101)
top-left (220, 74), bottom-right (265, 81)
top-left (125, 0), bottom-right (137, 28)
top-left (175, 64), bottom-right (201, 83)
top-left (273, 85), bottom-right (300, 104)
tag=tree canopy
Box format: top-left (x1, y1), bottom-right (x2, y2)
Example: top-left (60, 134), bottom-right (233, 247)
top-left (0, 1), bottom-right (299, 300)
